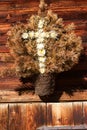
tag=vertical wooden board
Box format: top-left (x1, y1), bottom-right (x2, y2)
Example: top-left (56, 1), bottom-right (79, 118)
top-left (9, 103), bottom-right (27, 130)
top-left (9, 103), bottom-right (46, 130)
top-left (83, 102), bottom-right (87, 124)
top-left (73, 102), bottom-right (83, 125)
top-left (47, 103), bottom-right (73, 126)
top-left (0, 104), bottom-right (8, 130)
top-left (47, 103), bottom-right (59, 126)
top-left (60, 103), bottom-right (74, 126)
top-left (47, 103), bottom-right (53, 126)
top-left (26, 103), bottom-right (47, 130)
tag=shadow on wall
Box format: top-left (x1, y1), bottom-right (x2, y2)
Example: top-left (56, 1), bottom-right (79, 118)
top-left (15, 54), bottom-right (87, 102)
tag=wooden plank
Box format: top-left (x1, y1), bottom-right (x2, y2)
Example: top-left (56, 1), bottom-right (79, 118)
top-left (0, 0), bottom-right (87, 22)
top-left (0, 104), bottom-right (8, 130)
top-left (9, 103), bottom-right (46, 130)
top-left (0, 6), bottom-right (87, 24)
top-left (0, 0), bottom-right (87, 8)
top-left (0, 90), bottom-right (41, 102)
top-left (9, 103), bottom-right (27, 130)
top-left (47, 103), bottom-right (74, 126)
top-left (26, 103), bottom-right (46, 130)
top-left (0, 78), bottom-right (22, 90)
top-left (73, 102), bottom-right (83, 125)
top-left (0, 0), bottom-right (87, 7)
top-left (0, 89), bottom-right (87, 102)
top-left (0, 0), bottom-right (86, 103)
top-left (83, 102), bottom-right (87, 124)
top-left (60, 103), bottom-right (74, 125)
top-left (0, 0), bottom-right (87, 11)
top-left (47, 103), bottom-right (55, 126)
top-left (49, 0), bottom-right (87, 8)
top-left (59, 91), bottom-right (87, 101)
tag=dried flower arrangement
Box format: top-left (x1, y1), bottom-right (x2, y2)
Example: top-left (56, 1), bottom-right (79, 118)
top-left (1, 0), bottom-right (83, 96)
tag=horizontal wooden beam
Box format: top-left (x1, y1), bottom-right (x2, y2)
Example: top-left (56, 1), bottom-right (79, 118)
top-left (0, 90), bottom-right (87, 102)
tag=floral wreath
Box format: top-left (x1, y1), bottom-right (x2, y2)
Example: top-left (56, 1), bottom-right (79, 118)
top-left (1, 0), bottom-right (83, 96)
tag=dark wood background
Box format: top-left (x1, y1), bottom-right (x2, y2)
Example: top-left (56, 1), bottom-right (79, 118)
top-left (0, 102), bottom-right (87, 130)
top-left (0, 0), bottom-right (87, 130)
top-left (0, 0), bottom-right (87, 102)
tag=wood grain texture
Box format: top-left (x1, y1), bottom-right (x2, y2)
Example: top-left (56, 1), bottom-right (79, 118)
top-left (46, 102), bottom-right (87, 129)
top-left (9, 103), bottom-right (46, 130)
top-left (0, 90), bottom-right (87, 102)
top-left (47, 103), bottom-right (74, 126)
top-left (73, 102), bottom-right (83, 125)
top-left (83, 102), bottom-right (87, 125)
top-left (0, 104), bottom-right (8, 130)
top-left (9, 104), bottom-right (26, 130)
top-left (0, 102), bottom-right (87, 129)
top-left (0, 0), bottom-right (86, 101)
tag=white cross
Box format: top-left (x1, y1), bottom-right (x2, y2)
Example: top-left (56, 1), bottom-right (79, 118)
top-left (22, 19), bottom-right (58, 74)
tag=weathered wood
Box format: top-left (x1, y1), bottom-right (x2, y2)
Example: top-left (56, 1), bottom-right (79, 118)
top-left (26, 103), bottom-right (46, 130)
top-left (9, 104), bottom-right (25, 130)
top-left (47, 103), bottom-right (73, 126)
top-left (60, 103), bottom-right (74, 125)
top-left (0, 90), bottom-right (40, 102)
top-left (9, 103), bottom-right (46, 130)
top-left (0, 104), bottom-right (8, 130)
top-left (73, 102), bottom-right (83, 125)
top-left (0, 0), bottom-right (86, 102)
top-left (83, 102), bottom-right (87, 124)
top-left (0, 90), bottom-right (87, 102)
top-left (59, 91), bottom-right (87, 101)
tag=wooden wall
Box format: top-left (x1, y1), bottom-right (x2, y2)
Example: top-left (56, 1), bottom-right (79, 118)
top-left (0, 102), bottom-right (87, 130)
top-left (0, 0), bottom-right (87, 129)
top-left (0, 0), bottom-right (87, 102)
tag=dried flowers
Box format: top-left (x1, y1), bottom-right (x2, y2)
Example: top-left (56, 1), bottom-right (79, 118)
top-left (1, 1), bottom-right (82, 78)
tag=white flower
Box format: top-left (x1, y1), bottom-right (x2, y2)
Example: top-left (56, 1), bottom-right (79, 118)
top-left (37, 43), bottom-right (44, 49)
top-left (35, 29), bottom-right (43, 38)
top-left (35, 32), bottom-right (39, 38)
top-left (50, 30), bottom-right (57, 39)
top-left (38, 19), bottom-right (44, 29)
top-left (38, 57), bottom-right (46, 62)
top-left (45, 32), bottom-right (50, 38)
top-left (38, 24), bottom-right (43, 29)
top-left (39, 63), bottom-right (45, 68)
top-left (37, 38), bottom-right (44, 43)
top-left (38, 29), bottom-right (43, 33)
top-left (22, 32), bottom-right (28, 39)
top-left (39, 68), bottom-right (45, 74)
top-left (28, 31), bottom-right (35, 39)
top-left (37, 49), bottom-right (46, 56)
top-left (40, 32), bottom-right (46, 38)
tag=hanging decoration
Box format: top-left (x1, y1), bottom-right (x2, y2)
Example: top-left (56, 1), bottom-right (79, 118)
top-left (1, 0), bottom-right (83, 96)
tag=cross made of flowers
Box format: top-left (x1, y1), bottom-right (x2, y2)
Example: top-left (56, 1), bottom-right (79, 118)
top-left (21, 18), bottom-right (58, 74)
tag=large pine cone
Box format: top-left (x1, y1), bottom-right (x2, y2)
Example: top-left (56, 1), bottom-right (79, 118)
top-left (35, 73), bottom-right (55, 96)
